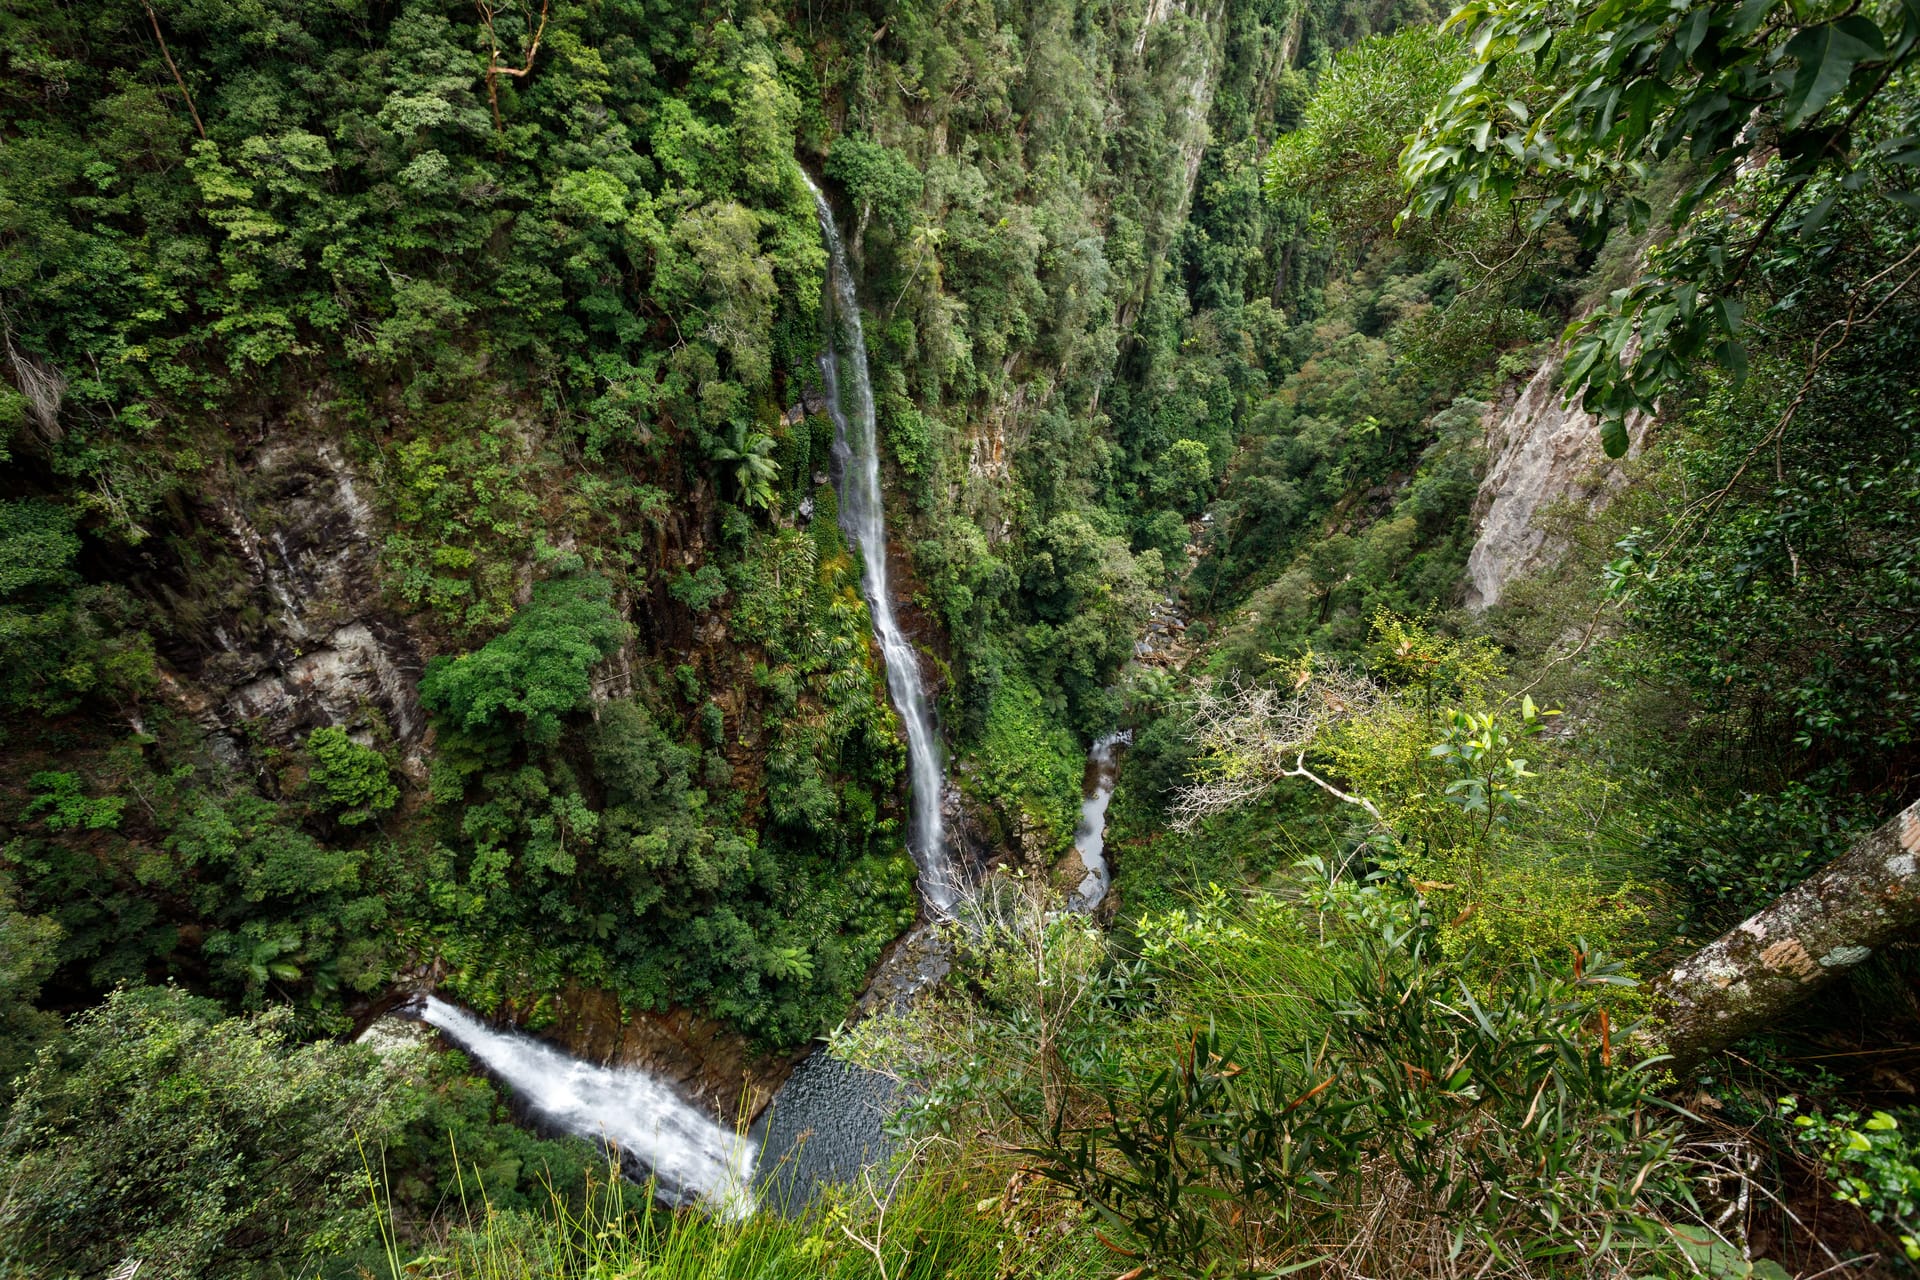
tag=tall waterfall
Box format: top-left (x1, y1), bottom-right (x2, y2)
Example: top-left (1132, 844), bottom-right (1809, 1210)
top-left (418, 997), bottom-right (758, 1219)
top-left (804, 173), bottom-right (959, 914)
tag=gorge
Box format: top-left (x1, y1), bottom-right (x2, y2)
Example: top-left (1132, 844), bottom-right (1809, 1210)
top-left (401, 175), bottom-right (969, 1207)
top-left (2, 0), bottom-right (1917, 1275)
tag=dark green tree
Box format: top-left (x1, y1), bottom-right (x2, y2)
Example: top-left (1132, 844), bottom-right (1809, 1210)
top-left (420, 576), bottom-right (626, 747)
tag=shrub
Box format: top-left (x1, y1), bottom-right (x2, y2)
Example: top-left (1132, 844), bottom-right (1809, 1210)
top-left (23, 771), bottom-right (123, 833)
top-left (1782, 1099), bottom-right (1920, 1265)
top-left (970, 675), bottom-right (1083, 857)
top-left (304, 728), bottom-right (399, 826)
top-left (420, 576), bottom-right (626, 746)
top-left (1022, 893), bottom-right (1699, 1278)
top-left (0, 986), bottom-right (412, 1279)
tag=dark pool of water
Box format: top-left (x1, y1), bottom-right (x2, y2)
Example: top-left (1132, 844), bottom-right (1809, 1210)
top-left (750, 1050), bottom-right (900, 1213)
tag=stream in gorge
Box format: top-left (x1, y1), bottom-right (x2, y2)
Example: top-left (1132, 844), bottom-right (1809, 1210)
top-left (397, 175), bottom-right (1131, 1217)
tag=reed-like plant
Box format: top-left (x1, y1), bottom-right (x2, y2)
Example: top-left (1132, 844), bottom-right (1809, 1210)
top-left (360, 1136), bottom-right (1103, 1280)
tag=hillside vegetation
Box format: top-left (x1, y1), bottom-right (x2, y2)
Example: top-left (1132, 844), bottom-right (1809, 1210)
top-left (2, 0), bottom-right (1918, 1275)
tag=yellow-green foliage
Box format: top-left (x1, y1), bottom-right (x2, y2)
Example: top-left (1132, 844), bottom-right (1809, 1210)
top-left (1313, 616), bottom-right (1667, 976)
top-left (379, 420), bottom-right (546, 631)
top-left (1134, 885), bottom-right (1343, 1049)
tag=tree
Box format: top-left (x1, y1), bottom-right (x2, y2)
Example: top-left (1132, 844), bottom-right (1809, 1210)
top-left (824, 135), bottom-right (925, 240)
top-left (1401, 0), bottom-right (1920, 453)
top-left (0, 875), bottom-right (60, 1105)
top-left (1264, 27), bottom-right (1469, 243)
top-left (304, 727), bottom-right (399, 826)
top-left (0, 986), bottom-right (413, 1279)
top-left (1149, 438), bottom-right (1217, 516)
top-left (419, 575), bottom-right (626, 746)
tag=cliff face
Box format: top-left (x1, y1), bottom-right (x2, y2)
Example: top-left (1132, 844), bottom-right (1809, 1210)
top-left (1465, 356), bottom-right (1650, 611)
top-left (166, 419), bottom-right (427, 770)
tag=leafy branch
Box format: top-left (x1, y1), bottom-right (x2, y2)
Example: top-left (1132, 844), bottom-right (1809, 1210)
top-left (1401, 0), bottom-right (1920, 453)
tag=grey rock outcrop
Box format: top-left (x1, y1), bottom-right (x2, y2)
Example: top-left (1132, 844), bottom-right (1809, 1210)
top-left (166, 424), bottom-right (426, 762)
top-left (1465, 356), bottom-right (1650, 611)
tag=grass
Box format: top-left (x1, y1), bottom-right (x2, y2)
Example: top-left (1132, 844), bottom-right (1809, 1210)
top-left (360, 1139), bottom-right (1106, 1280)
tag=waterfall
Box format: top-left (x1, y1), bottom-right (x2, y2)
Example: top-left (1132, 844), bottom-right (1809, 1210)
top-left (804, 173), bottom-right (959, 914)
top-left (418, 997), bottom-right (758, 1220)
top-left (1070, 732), bottom-right (1130, 911)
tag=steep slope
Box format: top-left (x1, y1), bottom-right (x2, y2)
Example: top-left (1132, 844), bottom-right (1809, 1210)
top-left (0, 0), bottom-right (1327, 1058)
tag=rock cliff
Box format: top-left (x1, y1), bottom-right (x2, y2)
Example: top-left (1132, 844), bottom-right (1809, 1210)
top-left (1465, 355), bottom-right (1650, 611)
top-left (150, 419), bottom-right (429, 770)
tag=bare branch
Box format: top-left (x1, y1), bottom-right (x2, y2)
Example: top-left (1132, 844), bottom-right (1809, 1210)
top-left (2, 324), bottom-right (67, 443)
top-left (142, 1), bottom-right (205, 140)
top-left (477, 0), bottom-right (550, 142)
top-left (1170, 668), bottom-right (1385, 831)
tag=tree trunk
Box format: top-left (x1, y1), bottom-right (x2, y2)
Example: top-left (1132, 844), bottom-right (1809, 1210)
top-left (1654, 798), bottom-right (1920, 1071)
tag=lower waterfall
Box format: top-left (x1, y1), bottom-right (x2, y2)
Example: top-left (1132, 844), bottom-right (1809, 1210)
top-left (1071, 732), bottom-right (1130, 911)
top-left (418, 997), bottom-right (758, 1220)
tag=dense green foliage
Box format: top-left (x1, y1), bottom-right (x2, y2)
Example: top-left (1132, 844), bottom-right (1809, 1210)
top-left (421, 560), bottom-right (913, 1040)
top-left (0, 0), bottom-right (943, 1045)
top-left (1402, 0), bottom-right (1920, 451)
top-left (0, 986), bottom-right (405, 1279)
top-left (2, 0), bottom-right (1919, 1270)
top-left (305, 727), bottom-right (401, 826)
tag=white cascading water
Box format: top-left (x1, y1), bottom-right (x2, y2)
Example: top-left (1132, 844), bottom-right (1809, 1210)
top-left (418, 997), bottom-right (757, 1220)
top-left (1070, 732), bottom-right (1130, 911)
top-left (803, 173), bottom-right (959, 914)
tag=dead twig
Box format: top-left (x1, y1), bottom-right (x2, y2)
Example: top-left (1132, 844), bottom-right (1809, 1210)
top-left (1171, 668), bottom-right (1388, 831)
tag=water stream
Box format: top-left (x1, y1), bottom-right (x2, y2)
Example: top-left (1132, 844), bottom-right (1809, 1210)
top-left (804, 173), bottom-right (959, 915)
top-left (1070, 732), bottom-right (1130, 911)
top-left (418, 997), bottom-right (758, 1219)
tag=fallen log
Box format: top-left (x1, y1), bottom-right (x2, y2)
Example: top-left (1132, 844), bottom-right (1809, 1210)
top-left (1654, 797), bottom-right (1920, 1071)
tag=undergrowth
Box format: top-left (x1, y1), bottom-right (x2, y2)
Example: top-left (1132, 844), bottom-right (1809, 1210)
top-left (361, 1146), bottom-right (1103, 1280)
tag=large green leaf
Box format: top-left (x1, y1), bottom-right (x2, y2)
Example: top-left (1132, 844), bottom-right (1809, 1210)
top-left (1781, 18), bottom-right (1885, 127)
top-left (1600, 416), bottom-right (1631, 459)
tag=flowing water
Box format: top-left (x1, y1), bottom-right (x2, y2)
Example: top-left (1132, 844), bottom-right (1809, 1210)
top-left (803, 173), bottom-right (959, 914)
top-left (1070, 732), bottom-right (1130, 911)
top-left (405, 185), bottom-right (1148, 1225)
top-left (418, 997), bottom-right (758, 1219)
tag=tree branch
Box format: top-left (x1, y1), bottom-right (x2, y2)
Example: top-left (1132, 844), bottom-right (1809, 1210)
top-left (142, 1), bottom-right (205, 140)
top-left (477, 0), bottom-right (549, 143)
top-left (1654, 798), bottom-right (1920, 1070)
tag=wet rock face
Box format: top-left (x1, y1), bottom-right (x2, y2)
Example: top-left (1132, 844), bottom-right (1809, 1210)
top-left (164, 425), bottom-right (425, 757)
top-left (850, 921), bottom-right (952, 1020)
top-left (1466, 357), bottom-right (1650, 611)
